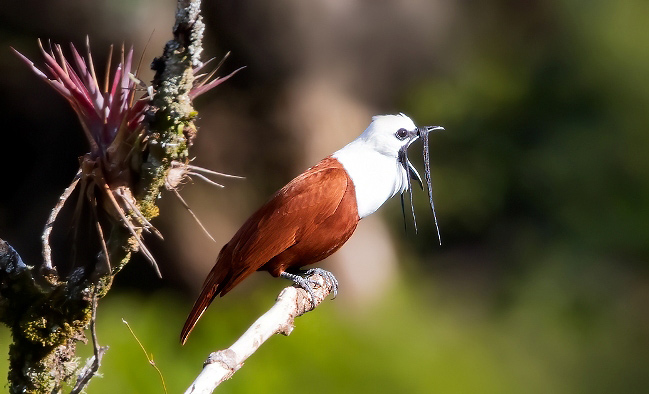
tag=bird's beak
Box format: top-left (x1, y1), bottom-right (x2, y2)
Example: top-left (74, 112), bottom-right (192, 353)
top-left (417, 125), bottom-right (445, 137)
top-left (399, 126), bottom-right (444, 186)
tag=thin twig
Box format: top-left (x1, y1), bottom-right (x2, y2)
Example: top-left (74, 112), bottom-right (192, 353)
top-left (90, 199), bottom-right (112, 274)
top-left (171, 188), bottom-right (216, 242)
top-left (189, 172), bottom-right (225, 188)
top-left (420, 126), bottom-right (444, 245)
top-left (404, 148), bottom-right (418, 233)
top-left (184, 273), bottom-right (334, 394)
top-left (71, 294), bottom-right (108, 394)
top-left (186, 164), bottom-right (244, 179)
top-left (123, 319), bottom-right (168, 394)
top-left (42, 169), bottom-right (82, 270)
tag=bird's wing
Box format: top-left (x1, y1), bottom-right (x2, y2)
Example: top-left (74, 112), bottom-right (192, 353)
top-left (181, 159), bottom-right (350, 344)
top-left (223, 161), bottom-right (350, 292)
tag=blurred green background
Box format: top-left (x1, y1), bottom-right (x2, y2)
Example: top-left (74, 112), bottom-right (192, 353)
top-left (1, 0), bottom-right (648, 392)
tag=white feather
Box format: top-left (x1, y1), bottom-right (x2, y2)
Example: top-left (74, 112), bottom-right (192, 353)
top-left (333, 114), bottom-right (417, 219)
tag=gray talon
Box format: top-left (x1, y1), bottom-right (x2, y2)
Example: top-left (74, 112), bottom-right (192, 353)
top-left (280, 268), bottom-right (339, 306)
top-left (280, 271), bottom-right (318, 307)
top-left (304, 268), bottom-right (339, 299)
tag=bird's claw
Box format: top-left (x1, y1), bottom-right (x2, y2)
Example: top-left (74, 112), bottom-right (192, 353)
top-left (304, 268), bottom-right (339, 299)
top-left (280, 268), bottom-right (339, 307)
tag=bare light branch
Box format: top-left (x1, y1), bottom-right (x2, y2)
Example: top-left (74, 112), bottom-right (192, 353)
top-left (184, 273), bottom-right (334, 394)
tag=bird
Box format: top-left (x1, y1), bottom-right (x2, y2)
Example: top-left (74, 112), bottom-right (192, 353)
top-left (180, 113), bottom-right (443, 344)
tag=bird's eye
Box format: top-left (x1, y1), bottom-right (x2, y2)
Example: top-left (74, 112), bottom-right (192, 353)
top-left (395, 128), bottom-right (409, 140)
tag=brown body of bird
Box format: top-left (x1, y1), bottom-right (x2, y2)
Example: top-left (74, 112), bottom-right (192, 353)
top-left (181, 114), bottom-right (442, 344)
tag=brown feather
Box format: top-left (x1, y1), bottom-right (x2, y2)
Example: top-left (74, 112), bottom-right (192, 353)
top-left (180, 157), bottom-right (359, 344)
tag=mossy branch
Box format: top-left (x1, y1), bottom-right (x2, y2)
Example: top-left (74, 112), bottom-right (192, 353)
top-left (0, 0), bottom-right (205, 392)
top-left (140, 0), bottom-right (205, 212)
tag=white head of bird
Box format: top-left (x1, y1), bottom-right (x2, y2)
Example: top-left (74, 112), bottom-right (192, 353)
top-left (333, 113), bottom-right (439, 219)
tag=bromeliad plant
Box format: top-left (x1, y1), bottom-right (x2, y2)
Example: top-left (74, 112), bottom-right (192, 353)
top-left (14, 39), bottom-right (159, 277)
top-left (12, 39), bottom-right (239, 279)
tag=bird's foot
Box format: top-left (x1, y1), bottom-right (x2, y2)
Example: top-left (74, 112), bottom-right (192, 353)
top-left (304, 268), bottom-right (339, 299)
top-left (280, 268), bottom-right (338, 307)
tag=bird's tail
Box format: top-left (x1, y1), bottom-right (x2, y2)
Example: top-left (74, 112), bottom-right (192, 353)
top-left (180, 262), bottom-right (230, 345)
